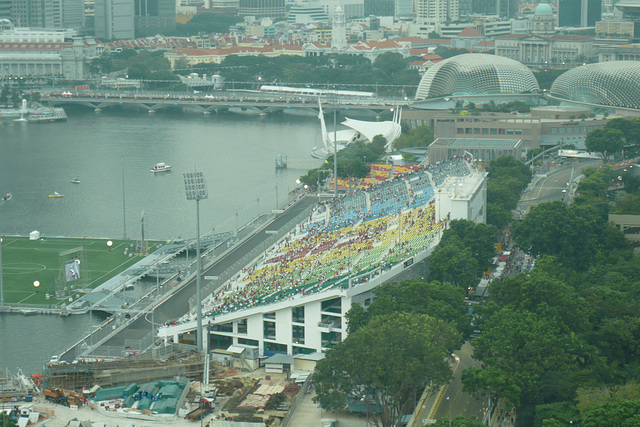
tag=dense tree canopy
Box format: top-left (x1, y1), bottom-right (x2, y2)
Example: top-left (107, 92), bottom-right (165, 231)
top-left (393, 125), bottom-right (434, 149)
top-left (585, 128), bottom-right (625, 164)
top-left (512, 201), bottom-right (605, 270)
top-left (345, 279), bottom-right (470, 337)
top-left (486, 156), bottom-right (532, 229)
top-left (313, 313), bottom-right (460, 427)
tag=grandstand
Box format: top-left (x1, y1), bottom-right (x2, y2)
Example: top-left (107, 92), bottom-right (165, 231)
top-left (158, 156), bottom-right (486, 356)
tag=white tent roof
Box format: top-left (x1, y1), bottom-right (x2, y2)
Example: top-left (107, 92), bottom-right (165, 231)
top-left (341, 118), bottom-right (399, 143)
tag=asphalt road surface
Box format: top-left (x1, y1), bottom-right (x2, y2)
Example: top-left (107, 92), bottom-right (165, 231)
top-left (518, 158), bottom-right (601, 216)
top-left (425, 341), bottom-right (486, 425)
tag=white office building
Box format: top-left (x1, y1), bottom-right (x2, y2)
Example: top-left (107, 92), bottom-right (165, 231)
top-left (94, 0), bottom-right (134, 40)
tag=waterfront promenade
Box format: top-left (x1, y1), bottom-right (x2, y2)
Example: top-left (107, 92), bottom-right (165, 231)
top-left (59, 193), bottom-right (319, 361)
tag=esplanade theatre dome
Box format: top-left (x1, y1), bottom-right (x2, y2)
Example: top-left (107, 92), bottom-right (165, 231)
top-left (550, 61), bottom-right (640, 110)
top-left (414, 53), bottom-right (540, 100)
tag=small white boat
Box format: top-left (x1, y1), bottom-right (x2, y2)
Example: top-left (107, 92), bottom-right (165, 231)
top-left (48, 192), bottom-right (63, 198)
top-left (71, 178), bottom-right (80, 184)
top-left (150, 162), bottom-right (172, 173)
top-left (2, 193), bottom-right (11, 201)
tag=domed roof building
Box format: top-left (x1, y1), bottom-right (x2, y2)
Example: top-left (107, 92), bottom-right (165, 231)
top-left (549, 61), bottom-right (640, 111)
top-left (531, 2), bottom-right (555, 33)
top-left (414, 53), bottom-right (540, 100)
top-left (535, 2), bottom-right (554, 14)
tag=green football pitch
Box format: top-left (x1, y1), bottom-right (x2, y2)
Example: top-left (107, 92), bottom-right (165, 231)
top-left (0, 236), bottom-right (160, 306)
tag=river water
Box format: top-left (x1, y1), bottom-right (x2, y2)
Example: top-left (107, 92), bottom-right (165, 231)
top-left (0, 105), bottom-right (324, 375)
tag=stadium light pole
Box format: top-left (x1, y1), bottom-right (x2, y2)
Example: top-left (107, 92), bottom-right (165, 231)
top-left (0, 237), bottom-right (4, 308)
top-left (184, 172), bottom-right (208, 354)
top-left (332, 92), bottom-right (338, 198)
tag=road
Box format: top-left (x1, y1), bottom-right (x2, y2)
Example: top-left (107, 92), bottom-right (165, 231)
top-left (424, 341), bottom-right (486, 425)
top-left (61, 194), bottom-right (318, 359)
top-left (518, 158), bottom-right (601, 216)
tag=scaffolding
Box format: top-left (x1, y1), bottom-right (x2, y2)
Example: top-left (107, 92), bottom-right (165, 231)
top-left (44, 345), bottom-right (217, 391)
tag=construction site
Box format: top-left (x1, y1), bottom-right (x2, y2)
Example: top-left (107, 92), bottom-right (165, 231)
top-left (0, 341), bottom-right (319, 427)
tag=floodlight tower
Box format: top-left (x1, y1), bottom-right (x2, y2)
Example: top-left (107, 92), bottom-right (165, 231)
top-left (184, 172), bottom-right (208, 353)
top-left (0, 237), bottom-right (4, 308)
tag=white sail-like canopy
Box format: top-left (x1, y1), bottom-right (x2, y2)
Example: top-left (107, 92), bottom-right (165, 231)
top-left (312, 101), bottom-right (402, 158)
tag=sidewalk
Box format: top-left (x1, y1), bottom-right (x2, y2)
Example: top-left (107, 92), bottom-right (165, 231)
top-left (286, 390), bottom-right (368, 427)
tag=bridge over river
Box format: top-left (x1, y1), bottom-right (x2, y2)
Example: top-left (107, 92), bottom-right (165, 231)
top-left (40, 90), bottom-right (413, 116)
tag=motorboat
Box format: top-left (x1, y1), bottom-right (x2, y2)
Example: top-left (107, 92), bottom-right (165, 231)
top-left (150, 162), bottom-right (172, 173)
top-left (70, 178), bottom-right (80, 184)
top-left (2, 193), bottom-right (11, 200)
top-left (48, 192), bottom-right (63, 198)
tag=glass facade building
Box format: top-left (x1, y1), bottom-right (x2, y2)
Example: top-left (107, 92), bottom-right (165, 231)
top-left (415, 53), bottom-right (540, 100)
top-left (550, 61), bottom-right (640, 110)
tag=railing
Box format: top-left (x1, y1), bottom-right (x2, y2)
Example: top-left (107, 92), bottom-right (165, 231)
top-left (187, 193), bottom-right (315, 312)
top-left (281, 375), bottom-right (313, 427)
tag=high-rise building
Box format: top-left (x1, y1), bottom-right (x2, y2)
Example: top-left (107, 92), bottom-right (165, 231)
top-left (497, 0), bottom-right (520, 19)
top-left (238, 0), bottom-right (285, 18)
top-left (394, 0), bottom-right (413, 19)
top-left (11, 0), bottom-right (63, 28)
top-left (364, 0), bottom-right (394, 17)
top-left (134, 0), bottom-right (175, 37)
top-left (558, 0), bottom-right (602, 27)
top-left (416, 0), bottom-right (458, 25)
top-left (0, 0), bottom-right (11, 20)
top-left (472, 0), bottom-right (497, 15)
top-left (63, 0), bottom-right (85, 29)
top-left (94, 0), bottom-right (134, 40)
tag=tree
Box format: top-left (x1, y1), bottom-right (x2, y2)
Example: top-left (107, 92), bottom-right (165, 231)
top-left (486, 156), bottom-right (532, 229)
top-left (373, 52), bottom-right (407, 76)
top-left (490, 259), bottom-right (592, 333)
top-left (605, 117), bottom-right (640, 147)
top-left (512, 201), bottom-right (605, 271)
top-left (463, 306), bottom-right (595, 407)
top-left (581, 399), bottom-right (640, 427)
top-left (313, 313), bottom-right (460, 427)
top-left (441, 220), bottom-right (498, 272)
top-left (394, 125), bottom-right (434, 149)
top-left (428, 236), bottom-right (480, 288)
top-left (585, 128), bottom-right (625, 164)
top-left (346, 279), bottom-right (471, 337)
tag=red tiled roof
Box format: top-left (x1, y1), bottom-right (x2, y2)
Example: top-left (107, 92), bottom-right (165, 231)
top-left (458, 28), bottom-right (482, 37)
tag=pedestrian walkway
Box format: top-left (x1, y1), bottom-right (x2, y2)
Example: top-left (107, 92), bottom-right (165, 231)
top-left (286, 389), bottom-right (368, 427)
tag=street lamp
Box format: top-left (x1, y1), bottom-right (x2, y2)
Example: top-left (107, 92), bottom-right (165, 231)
top-left (184, 171), bottom-right (208, 354)
top-left (107, 240), bottom-right (113, 251)
top-left (447, 395), bottom-right (451, 427)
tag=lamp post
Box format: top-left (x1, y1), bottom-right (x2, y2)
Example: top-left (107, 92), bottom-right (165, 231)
top-left (184, 172), bottom-right (208, 353)
top-left (447, 395), bottom-right (451, 427)
top-left (122, 156), bottom-right (127, 240)
top-left (333, 96), bottom-right (338, 198)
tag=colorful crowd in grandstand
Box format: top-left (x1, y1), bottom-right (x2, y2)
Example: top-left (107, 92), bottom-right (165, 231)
top-left (170, 156), bottom-right (474, 326)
